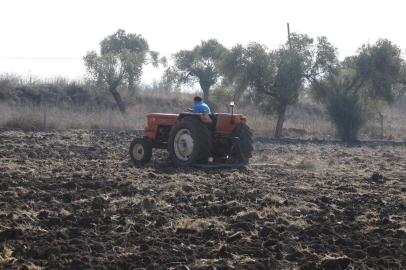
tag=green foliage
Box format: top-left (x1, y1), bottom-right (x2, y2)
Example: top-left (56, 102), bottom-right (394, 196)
top-left (100, 29), bottom-right (149, 55)
top-left (209, 85), bottom-right (246, 113)
top-left (84, 48), bottom-right (145, 90)
top-left (309, 38), bottom-right (406, 141)
top-left (141, 79), bottom-right (180, 95)
top-left (163, 39), bottom-right (227, 104)
top-left (218, 42), bottom-right (307, 137)
top-left (288, 33), bottom-right (339, 81)
top-left (218, 34), bottom-right (337, 138)
top-left (246, 48), bottom-right (305, 116)
top-left (84, 29), bottom-right (165, 112)
top-left (358, 39), bottom-right (404, 103)
top-left (311, 39), bottom-right (404, 105)
top-left (310, 58), bottom-right (383, 141)
top-left (327, 90), bottom-right (366, 142)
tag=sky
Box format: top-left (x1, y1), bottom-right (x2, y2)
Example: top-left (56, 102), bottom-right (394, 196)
top-left (1, 0), bottom-right (405, 85)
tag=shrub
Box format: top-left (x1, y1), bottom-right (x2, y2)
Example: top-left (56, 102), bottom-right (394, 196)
top-left (327, 91), bottom-right (366, 142)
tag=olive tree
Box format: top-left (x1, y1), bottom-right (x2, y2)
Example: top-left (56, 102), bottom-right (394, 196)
top-left (163, 39), bottom-right (227, 105)
top-left (84, 29), bottom-right (165, 112)
top-left (220, 43), bottom-right (304, 138)
top-left (308, 39), bottom-right (406, 141)
top-left (219, 34), bottom-right (336, 139)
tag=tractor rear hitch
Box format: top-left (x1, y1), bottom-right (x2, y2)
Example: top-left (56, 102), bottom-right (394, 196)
top-left (227, 136), bottom-right (248, 165)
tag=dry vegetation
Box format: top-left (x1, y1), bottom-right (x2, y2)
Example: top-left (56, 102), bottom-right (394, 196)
top-left (2, 74), bottom-right (406, 141)
top-left (2, 91), bottom-right (406, 142)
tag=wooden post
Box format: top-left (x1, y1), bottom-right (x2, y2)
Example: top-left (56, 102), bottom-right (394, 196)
top-left (379, 112), bottom-right (383, 139)
top-left (287, 23), bottom-right (292, 51)
top-left (42, 98), bottom-right (47, 130)
top-left (167, 102), bottom-right (173, 113)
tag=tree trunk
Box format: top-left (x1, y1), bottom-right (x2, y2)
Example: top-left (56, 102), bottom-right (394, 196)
top-left (203, 89), bottom-right (210, 104)
top-left (379, 112), bottom-right (383, 139)
top-left (199, 80), bottom-right (211, 105)
top-left (109, 86), bottom-right (126, 113)
top-left (128, 71), bottom-right (136, 93)
top-left (275, 105), bottom-right (287, 139)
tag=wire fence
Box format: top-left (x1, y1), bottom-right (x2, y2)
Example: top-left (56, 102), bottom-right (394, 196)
top-left (0, 98), bottom-right (146, 135)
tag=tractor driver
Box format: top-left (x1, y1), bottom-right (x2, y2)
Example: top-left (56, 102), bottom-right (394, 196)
top-left (190, 96), bottom-right (211, 114)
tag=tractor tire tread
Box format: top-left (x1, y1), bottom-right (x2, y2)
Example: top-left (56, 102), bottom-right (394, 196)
top-left (129, 138), bottom-right (153, 164)
top-left (230, 123), bottom-right (254, 163)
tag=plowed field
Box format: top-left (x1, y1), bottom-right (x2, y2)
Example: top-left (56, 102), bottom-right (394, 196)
top-left (1, 130), bottom-right (406, 269)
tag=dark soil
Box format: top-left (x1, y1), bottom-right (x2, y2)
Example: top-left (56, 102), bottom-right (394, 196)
top-left (1, 130), bottom-right (406, 269)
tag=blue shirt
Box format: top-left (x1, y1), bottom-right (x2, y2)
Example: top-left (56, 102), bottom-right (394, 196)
top-left (191, 101), bottom-right (211, 114)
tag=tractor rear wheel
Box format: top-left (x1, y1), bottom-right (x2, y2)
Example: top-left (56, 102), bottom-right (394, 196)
top-left (168, 117), bottom-right (212, 166)
top-left (229, 123), bottom-right (254, 164)
top-left (129, 138), bottom-right (152, 164)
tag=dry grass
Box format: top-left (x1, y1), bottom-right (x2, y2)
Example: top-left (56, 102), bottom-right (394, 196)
top-left (176, 217), bottom-right (226, 232)
top-left (295, 158), bottom-right (316, 170)
top-left (239, 209), bottom-right (263, 219)
top-left (1, 93), bottom-right (405, 141)
top-left (60, 208), bottom-right (72, 216)
top-left (0, 245), bottom-right (13, 263)
top-left (0, 103), bottom-right (147, 130)
top-left (262, 194), bottom-right (280, 205)
top-left (263, 205), bottom-right (278, 216)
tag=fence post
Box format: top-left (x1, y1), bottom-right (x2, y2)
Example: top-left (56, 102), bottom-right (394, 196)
top-left (167, 102), bottom-right (173, 113)
top-left (42, 98), bottom-right (47, 130)
top-left (109, 101), bottom-right (112, 131)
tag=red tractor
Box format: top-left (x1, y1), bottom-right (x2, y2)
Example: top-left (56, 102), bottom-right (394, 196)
top-left (129, 105), bottom-right (253, 166)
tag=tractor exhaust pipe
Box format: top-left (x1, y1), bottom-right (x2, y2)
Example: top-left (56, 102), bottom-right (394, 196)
top-left (230, 101), bottom-right (235, 125)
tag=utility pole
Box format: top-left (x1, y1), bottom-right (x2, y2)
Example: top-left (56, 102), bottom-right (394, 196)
top-left (287, 23), bottom-right (292, 51)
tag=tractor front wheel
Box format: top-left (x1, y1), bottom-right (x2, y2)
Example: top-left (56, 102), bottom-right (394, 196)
top-left (168, 117), bottom-right (212, 166)
top-left (129, 138), bottom-right (152, 164)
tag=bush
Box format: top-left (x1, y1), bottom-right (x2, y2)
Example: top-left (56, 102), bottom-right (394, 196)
top-left (0, 74), bottom-right (22, 102)
top-left (327, 91), bottom-right (366, 142)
